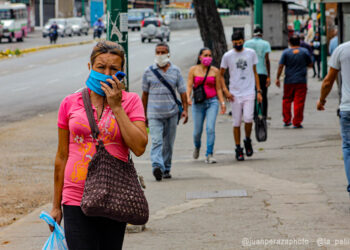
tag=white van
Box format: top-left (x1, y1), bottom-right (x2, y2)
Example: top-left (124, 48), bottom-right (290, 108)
top-left (0, 3), bottom-right (28, 42)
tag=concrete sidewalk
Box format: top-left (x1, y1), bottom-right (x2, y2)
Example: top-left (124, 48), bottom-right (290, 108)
top-left (1, 51), bottom-right (350, 249)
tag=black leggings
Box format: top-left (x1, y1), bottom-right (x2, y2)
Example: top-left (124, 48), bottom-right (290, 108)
top-left (63, 205), bottom-right (126, 250)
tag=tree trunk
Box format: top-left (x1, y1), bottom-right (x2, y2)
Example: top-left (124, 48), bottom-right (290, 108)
top-left (193, 0), bottom-right (228, 68)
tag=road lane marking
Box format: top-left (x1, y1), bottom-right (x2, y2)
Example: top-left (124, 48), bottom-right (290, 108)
top-left (26, 64), bottom-right (36, 69)
top-left (47, 59), bottom-right (58, 63)
top-left (68, 54), bottom-right (79, 59)
top-left (12, 86), bottom-right (29, 92)
top-left (47, 79), bottom-right (60, 85)
top-left (0, 70), bottom-right (9, 75)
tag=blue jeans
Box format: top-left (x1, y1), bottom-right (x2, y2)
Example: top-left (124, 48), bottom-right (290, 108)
top-left (192, 97), bottom-right (219, 156)
top-left (340, 111), bottom-right (350, 192)
top-left (149, 115), bottom-right (178, 173)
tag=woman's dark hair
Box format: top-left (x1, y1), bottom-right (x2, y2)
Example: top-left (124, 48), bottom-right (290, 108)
top-left (90, 41), bottom-right (125, 68)
top-left (289, 35), bottom-right (300, 46)
top-left (231, 32), bottom-right (244, 41)
top-left (196, 47), bottom-right (211, 64)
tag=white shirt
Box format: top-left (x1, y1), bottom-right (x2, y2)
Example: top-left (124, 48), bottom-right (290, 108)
top-left (328, 41), bottom-right (350, 111)
top-left (220, 48), bottom-right (258, 97)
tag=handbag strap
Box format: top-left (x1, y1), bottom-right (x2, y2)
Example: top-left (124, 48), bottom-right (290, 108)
top-left (149, 66), bottom-right (182, 106)
top-left (82, 88), bottom-right (100, 140)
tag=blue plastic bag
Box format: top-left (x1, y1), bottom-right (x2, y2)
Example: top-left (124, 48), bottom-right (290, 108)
top-left (39, 211), bottom-right (68, 250)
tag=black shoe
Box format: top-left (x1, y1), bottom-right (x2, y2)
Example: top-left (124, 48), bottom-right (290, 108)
top-left (235, 147), bottom-right (245, 161)
top-left (244, 138), bottom-right (254, 157)
top-left (284, 122), bottom-right (292, 127)
top-left (153, 167), bottom-right (162, 181)
top-left (293, 125), bottom-right (303, 129)
top-left (163, 170), bottom-right (172, 179)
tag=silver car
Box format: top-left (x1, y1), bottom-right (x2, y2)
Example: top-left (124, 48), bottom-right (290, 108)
top-left (42, 18), bottom-right (73, 38)
top-left (67, 17), bottom-right (89, 36)
top-left (141, 17), bottom-right (170, 43)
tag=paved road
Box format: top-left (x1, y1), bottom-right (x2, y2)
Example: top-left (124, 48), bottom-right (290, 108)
top-left (0, 28), bottom-right (232, 126)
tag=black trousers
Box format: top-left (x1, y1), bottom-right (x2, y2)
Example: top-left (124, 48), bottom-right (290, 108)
top-left (63, 205), bottom-right (127, 250)
top-left (255, 74), bottom-right (268, 117)
top-left (313, 55), bottom-right (321, 77)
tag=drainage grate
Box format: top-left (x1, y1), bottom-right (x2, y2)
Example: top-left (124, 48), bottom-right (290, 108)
top-left (186, 189), bottom-right (248, 200)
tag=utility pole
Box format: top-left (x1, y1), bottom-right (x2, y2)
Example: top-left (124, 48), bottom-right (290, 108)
top-left (254, 0), bottom-right (263, 29)
top-left (107, 0), bottom-right (129, 90)
top-left (40, 0), bottom-right (43, 28)
top-left (320, 2), bottom-right (327, 78)
top-left (154, 0), bottom-right (157, 13)
top-left (82, 0), bottom-right (85, 17)
top-left (312, 3), bottom-right (317, 32)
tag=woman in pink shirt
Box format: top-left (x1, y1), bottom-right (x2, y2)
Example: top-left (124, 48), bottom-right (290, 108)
top-left (186, 48), bottom-right (226, 164)
top-left (50, 41), bottom-right (148, 249)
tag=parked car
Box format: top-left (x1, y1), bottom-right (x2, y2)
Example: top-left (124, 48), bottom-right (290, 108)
top-left (0, 21), bottom-right (3, 43)
top-left (67, 17), bottom-right (89, 36)
top-left (42, 18), bottom-right (73, 38)
top-left (141, 17), bottom-right (170, 43)
top-left (129, 8), bottom-right (154, 31)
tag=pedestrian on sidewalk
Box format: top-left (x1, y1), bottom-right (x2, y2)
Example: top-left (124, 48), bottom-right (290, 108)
top-left (329, 29), bottom-right (338, 56)
top-left (186, 47), bottom-right (226, 164)
top-left (300, 34), bottom-right (313, 57)
top-left (51, 41), bottom-right (148, 249)
top-left (220, 32), bottom-right (263, 161)
top-left (276, 35), bottom-right (313, 128)
top-left (311, 32), bottom-right (322, 79)
top-left (142, 42), bottom-right (188, 181)
top-left (317, 41), bottom-right (350, 195)
top-left (294, 16), bottom-right (301, 35)
top-left (244, 27), bottom-right (271, 118)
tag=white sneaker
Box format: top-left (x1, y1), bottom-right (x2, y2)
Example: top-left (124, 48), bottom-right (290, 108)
top-left (193, 148), bottom-right (200, 159)
top-left (205, 154), bottom-right (217, 164)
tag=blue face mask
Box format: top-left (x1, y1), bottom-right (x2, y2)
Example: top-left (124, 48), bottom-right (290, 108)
top-left (85, 69), bottom-right (114, 96)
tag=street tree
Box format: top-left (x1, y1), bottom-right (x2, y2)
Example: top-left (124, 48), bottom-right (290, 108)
top-left (217, 0), bottom-right (248, 11)
top-left (192, 0), bottom-right (227, 68)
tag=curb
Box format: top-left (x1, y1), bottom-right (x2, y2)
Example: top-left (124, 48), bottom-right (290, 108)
top-left (0, 40), bottom-right (95, 60)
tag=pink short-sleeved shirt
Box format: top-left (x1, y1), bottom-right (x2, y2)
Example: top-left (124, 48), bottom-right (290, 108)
top-left (57, 90), bottom-right (145, 206)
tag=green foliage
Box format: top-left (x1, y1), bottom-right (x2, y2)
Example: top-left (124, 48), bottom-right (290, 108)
top-left (217, 0), bottom-right (248, 11)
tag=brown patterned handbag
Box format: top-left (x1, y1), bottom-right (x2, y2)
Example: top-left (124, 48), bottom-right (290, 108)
top-left (80, 88), bottom-right (149, 225)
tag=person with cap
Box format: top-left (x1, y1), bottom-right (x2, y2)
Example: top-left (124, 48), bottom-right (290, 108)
top-left (244, 27), bottom-right (271, 118)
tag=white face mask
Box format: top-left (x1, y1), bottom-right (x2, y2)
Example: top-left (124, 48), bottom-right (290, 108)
top-left (155, 54), bottom-right (170, 67)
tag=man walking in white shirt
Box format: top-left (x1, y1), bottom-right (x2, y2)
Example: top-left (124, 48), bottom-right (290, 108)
top-left (220, 32), bottom-right (263, 161)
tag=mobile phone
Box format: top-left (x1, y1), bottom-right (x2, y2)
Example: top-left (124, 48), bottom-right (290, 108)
top-left (115, 71), bottom-right (126, 81)
top-left (106, 71), bottom-right (126, 88)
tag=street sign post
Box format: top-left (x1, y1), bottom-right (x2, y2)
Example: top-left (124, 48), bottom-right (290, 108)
top-left (106, 0), bottom-right (129, 91)
top-left (254, 0), bottom-right (263, 29)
